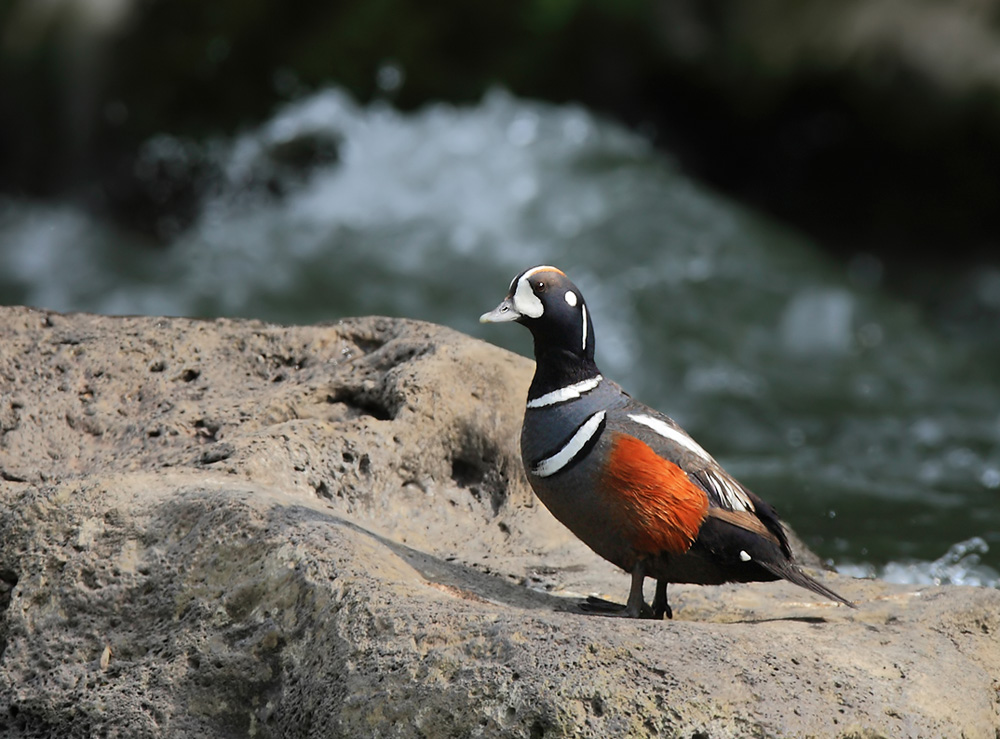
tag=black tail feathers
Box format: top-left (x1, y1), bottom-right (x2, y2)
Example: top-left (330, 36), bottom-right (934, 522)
top-left (760, 560), bottom-right (856, 609)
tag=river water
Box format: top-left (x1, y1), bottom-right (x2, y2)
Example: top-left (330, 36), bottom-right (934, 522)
top-left (2, 88), bottom-right (998, 586)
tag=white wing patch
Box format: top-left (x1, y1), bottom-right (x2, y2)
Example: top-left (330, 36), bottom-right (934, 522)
top-left (627, 413), bottom-right (712, 461)
top-left (527, 375), bottom-right (603, 408)
top-left (627, 412), bottom-right (754, 512)
top-left (532, 411), bottom-right (606, 477)
top-left (696, 467), bottom-right (755, 512)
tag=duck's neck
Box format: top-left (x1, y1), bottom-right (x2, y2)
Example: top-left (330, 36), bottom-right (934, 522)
top-left (527, 344), bottom-right (601, 402)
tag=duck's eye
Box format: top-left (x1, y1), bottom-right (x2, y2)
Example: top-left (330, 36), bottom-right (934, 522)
top-left (535, 281), bottom-right (546, 292)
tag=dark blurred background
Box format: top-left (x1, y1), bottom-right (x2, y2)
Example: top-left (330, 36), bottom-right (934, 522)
top-left (4, 1), bottom-right (1000, 271)
top-left (1, 0), bottom-right (999, 582)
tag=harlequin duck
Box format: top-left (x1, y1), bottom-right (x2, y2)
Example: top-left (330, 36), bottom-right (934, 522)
top-left (481, 265), bottom-right (854, 618)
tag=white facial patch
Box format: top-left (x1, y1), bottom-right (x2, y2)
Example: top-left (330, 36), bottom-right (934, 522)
top-left (512, 274), bottom-right (544, 318)
top-left (564, 291), bottom-right (578, 307)
top-left (532, 411), bottom-right (606, 477)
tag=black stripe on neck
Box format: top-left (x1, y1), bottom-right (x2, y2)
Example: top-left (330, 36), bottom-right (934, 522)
top-left (527, 347), bottom-right (601, 403)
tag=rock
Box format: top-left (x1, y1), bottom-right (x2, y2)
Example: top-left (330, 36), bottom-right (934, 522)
top-left (0, 305), bottom-right (998, 737)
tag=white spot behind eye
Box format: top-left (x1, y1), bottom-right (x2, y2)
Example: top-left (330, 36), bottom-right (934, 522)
top-left (565, 291), bottom-right (578, 307)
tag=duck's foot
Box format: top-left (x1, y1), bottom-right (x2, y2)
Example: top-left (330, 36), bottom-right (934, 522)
top-left (579, 595), bottom-right (658, 619)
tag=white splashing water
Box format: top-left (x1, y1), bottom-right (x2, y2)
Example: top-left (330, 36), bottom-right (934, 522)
top-left (0, 88), bottom-right (649, 328)
top-left (837, 537), bottom-right (1000, 588)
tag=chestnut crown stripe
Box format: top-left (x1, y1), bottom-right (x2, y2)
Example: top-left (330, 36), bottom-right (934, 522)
top-left (526, 375), bottom-right (603, 409)
top-left (509, 265), bottom-right (566, 290)
top-left (532, 410), bottom-right (607, 477)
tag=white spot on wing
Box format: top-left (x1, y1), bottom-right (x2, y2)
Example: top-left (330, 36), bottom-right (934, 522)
top-left (532, 411), bottom-right (605, 477)
top-left (527, 375), bottom-right (603, 408)
top-left (740, 550), bottom-right (751, 562)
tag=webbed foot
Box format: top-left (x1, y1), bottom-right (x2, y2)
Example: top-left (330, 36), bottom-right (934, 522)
top-left (579, 595), bottom-right (658, 619)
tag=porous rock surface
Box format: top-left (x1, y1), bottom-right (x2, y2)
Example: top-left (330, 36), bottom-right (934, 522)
top-left (0, 305), bottom-right (998, 738)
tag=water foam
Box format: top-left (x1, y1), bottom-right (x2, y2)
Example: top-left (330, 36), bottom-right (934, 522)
top-left (837, 537), bottom-right (1000, 588)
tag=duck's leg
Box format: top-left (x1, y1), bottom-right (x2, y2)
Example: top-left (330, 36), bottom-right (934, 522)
top-left (579, 561), bottom-right (656, 618)
top-left (651, 578), bottom-right (673, 620)
top-left (623, 560), bottom-right (648, 618)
